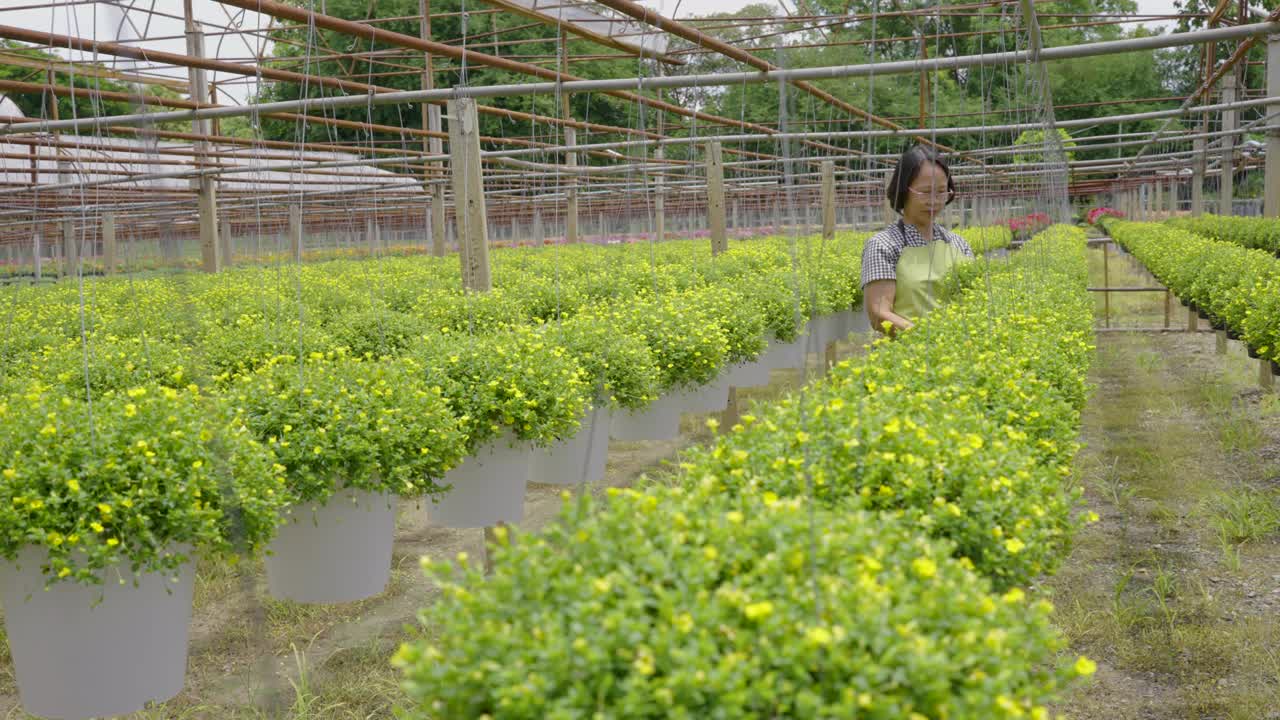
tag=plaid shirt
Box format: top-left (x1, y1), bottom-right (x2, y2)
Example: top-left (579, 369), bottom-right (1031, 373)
top-left (860, 220), bottom-right (974, 288)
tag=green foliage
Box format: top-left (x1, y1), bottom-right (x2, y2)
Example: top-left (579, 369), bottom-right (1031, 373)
top-left (229, 352), bottom-right (467, 504)
top-left (398, 486), bottom-right (1081, 719)
top-left (0, 40), bottom-right (190, 132)
top-left (1013, 128), bottom-right (1077, 167)
top-left (0, 382), bottom-right (284, 585)
top-left (394, 225), bottom-right (1097, 717)
top-left (1110, 220), bottom-right (1280, 361)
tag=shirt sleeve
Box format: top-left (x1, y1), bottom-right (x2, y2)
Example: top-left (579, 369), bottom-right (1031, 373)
top-left (945, 229), bottom-right (975, 258)
top-left (860, 232), bottom-right (900, 287)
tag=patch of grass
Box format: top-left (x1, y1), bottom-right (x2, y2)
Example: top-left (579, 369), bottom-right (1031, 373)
top-left (1203, 487), bottom-right (1280, 547)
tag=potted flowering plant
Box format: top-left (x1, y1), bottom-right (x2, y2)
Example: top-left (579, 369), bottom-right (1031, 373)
top-left (417, 325), bottom-right (589, 527)
top-left (611, 291), bottom-right (728, 441)
top-left (0, 381), bottom-right (283, 719)
top-left (231, 351), bottom-right (467, 602)
top-left (530, 313), bottom-right (660, 485)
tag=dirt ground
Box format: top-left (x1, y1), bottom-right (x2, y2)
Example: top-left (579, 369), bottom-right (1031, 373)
top-left (1050, 243), bottom-right (1280, 719)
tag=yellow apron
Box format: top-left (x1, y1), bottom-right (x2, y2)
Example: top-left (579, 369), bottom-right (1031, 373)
top-left (894, 228), bottom-right (970, 320)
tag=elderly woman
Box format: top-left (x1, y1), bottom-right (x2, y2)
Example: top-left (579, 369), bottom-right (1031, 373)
top-left (861, 145), bottom-right (974, 334)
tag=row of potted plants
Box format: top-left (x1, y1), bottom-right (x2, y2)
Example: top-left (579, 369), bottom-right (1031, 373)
top-left (956, 224), bottom-right (1013, 253)
top-left (1105, 219), bottom-right (1280, 372)
top-left (0, 232), bottom-right (876, 718)
top-left (393, 225), bottom-right (1098, 717)
top-left (1165, 214), bottom-right (1280, 255)
top-left (1085, 207), bottom-right (1124, 226)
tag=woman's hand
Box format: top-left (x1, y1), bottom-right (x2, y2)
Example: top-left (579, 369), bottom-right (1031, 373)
top-left (864, 280), bottom-right (913, 336)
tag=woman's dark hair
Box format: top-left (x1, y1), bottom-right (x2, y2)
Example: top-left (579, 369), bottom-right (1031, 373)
top-left (885, 145), bottom-right (956, 213)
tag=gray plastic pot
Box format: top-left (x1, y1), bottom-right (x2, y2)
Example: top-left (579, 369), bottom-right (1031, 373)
top-left (0, 546), bottom-right (195, 720)
top-left (726, 358), bottom-right (772, 387)
top-left (531, 404), bottom-right (612, 486)
top-left (679, 377), bottom-right (729, 415)
top-left (429, 432), bottom-right (532, 528)
top-left (266, 487), bottom-right (397, 604)
top-left (611, 392), bottom-right (683, 441)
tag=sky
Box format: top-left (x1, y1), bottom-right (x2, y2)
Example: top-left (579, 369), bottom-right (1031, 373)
top-left (0, 0), bottom-right (1188, 106)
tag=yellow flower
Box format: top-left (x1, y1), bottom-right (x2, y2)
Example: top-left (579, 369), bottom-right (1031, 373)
top-left (804, 626), bottom-right (833, 646)
top-left (592, 578), bottom-right (612, 594)
top-left (97, 503), bottom-right (112, 515)
top-left (66, 479), bottom-right (80, 493)
top-left (2, 468), bottom-right (15, 479)
top-left (703, 546), bottom-right (719, 561)
top-left (1074, 656), bottom-right (1098, 676)
top-left (725, 511), bottom-right (744, 524)
top-left (911, 557), bottom-right (937, 579)
top-left (1002, 588), bottom-right (1025, 604)
top-left (743, 601), bottom-right (774, 620)
top-left (1004, 537), bottom-right (1026, 555)
top-left (106, 538), bottom-right (119, 547)
top-left (90, 522), bottom-right (104, 533)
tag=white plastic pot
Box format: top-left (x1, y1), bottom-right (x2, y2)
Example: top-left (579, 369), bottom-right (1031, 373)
top-left (531, 404), bottom-right (612, 486)
top-left (265, 487), bottom-right (397, 604)
top-left (611, 392), bottom-right (683, 441)
top-left (429, 433), bottom-right (531, 528)
top-left (0, 546), bottom-right (196, 720)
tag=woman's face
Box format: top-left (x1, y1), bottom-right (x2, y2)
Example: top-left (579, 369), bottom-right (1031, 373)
top-left (902, 162), bottom-right (950, 223)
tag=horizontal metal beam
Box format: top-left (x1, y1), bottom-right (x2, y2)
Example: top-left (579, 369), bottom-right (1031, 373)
top-left (6, 21), bottom-right (1279, 137)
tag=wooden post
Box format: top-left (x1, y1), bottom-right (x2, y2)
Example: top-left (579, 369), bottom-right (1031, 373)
top-left (32, 228), bottom-right (42, 280)
top-left (447, 97), bottom-right (492, 292)
top-left (821, 160), bottom-right (836, 240)
top-left (1267, 37), bottom-right (1280, 219)
top-left (1188, 304), bottom-right (1198, 332)
top-left (707, 141), bottom-right (727, 255)
top-left (1216, 330), bottom-right (1228, 354)
top-left (1102, 240), bottom-right (1111, 329)
top-left (1164, 289), bottom-right (1171, 329)
top-left (1262, 359), bottom-right (1276, 391)
top-left (290, 205), bottom-right (303, 262)
top-left (654, 145), bottom-right (666, 243)
top-left (102, 212), bottom-right (117, 276)
top-left (420, 0), bottom-right (447, 257)
top-left (185, 3), bottom-right (220, 273)
top-left (565, 126), bottom-right (579, 245)
top-left (61, 219), bottom-right (77, 279)
top-left (1192, 136), bottom-right (1206, 218)
top-left (1221, 73), bottom-right (1237, 217)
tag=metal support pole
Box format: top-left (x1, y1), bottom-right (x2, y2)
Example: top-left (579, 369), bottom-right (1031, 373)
top-left (1222, 73), bottom-right (1237, 216)
top-left (707, 140), bottom-right (727, 255)
top-left (1154, 179), bottom-right (1163, 219)
top-left (447, 98), bottom-right (492, 292)
top-left (821, 160), bottom-right (836, 239)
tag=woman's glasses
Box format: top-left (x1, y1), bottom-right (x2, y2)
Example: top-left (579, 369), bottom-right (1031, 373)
top-left (906, 185), bottom-right (950, 200)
